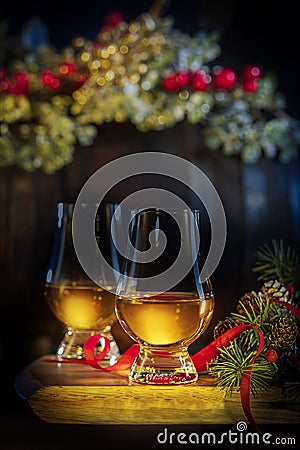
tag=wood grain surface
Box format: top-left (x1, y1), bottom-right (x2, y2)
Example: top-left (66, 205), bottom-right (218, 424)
top-left (15, 355), bottom-right (300, 425)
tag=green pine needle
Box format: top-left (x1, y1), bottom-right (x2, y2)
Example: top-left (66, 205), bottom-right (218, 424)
top-left (253, 239), bottom-right (300, 287)
top-left (231, 293), bottom-right (281, 341)
top-left (208, 340), bottom-right (276, 397)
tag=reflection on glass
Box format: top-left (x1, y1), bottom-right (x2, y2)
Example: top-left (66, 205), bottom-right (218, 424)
top-left (44, 202), bottom-right (120, 363)
top-left (115, 208), bottom-right (214, 384)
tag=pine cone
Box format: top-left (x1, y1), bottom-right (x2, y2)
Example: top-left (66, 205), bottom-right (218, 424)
top-left (270, 317), bottom-right (298, 351)
top-left (214, 317), bottom-right (236, 339)
top-left (260, 280), bottom-right (291, 303)
top-left (236, 291), bottom-right (257, 314)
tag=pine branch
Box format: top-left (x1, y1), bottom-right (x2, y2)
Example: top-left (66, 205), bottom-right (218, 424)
top-left (231, 293), bottom-right (281, 341)
top-left (208, 340), bottom-right (276, 397)
top-left (253, 239), bottom-right (300, 287)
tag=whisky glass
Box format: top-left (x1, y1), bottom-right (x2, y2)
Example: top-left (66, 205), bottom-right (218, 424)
top-left (44, 202), bottom-right (120, 363)
top-left (115, 208), bottom-right (214, 384)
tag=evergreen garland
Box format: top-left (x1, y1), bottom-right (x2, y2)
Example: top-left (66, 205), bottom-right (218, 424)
top-left (253, 239), bottom-right (300, 289)
top-left (208, 239), bottom-right (300, 400)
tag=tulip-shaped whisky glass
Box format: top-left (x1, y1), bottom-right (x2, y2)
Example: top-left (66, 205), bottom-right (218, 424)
top-left (44, 202), bottom-right (120, 363)
top-left (115, 208), bottom-right (214, 384)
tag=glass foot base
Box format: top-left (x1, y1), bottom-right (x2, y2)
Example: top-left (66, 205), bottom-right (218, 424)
top-left (129, 347), bottom-right (198, 385)
top-left (56, 327), bottom-right (120, 365)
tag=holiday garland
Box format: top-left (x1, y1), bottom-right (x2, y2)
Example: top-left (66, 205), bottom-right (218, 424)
top-left (1, 9), bottom-right (299, 173)
top-left (208, 239), bottom-right (300, 403)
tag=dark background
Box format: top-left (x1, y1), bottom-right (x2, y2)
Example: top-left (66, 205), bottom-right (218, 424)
top-left (0, 1), bottom-right (299, 449)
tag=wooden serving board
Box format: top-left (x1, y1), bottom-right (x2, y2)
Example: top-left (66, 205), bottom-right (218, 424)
top-left (15, 355), bottom-right (300, 425)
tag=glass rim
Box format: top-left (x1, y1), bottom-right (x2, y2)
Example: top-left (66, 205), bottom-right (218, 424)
top-left (56, 203), bottom-right (201, 213)
top-left (129, 207), bottom-right (201, 214)
top-left (56, 201), bottom-right (120, 207)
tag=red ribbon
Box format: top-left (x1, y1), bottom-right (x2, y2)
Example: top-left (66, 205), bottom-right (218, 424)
top-left (191, 324), bottom-right (262, 371)
top-left (192, 323), bottom-right (265, 433)
top-left (83, 333), bottom-right (140, 372)
top-left (274, 299), bottom-right (300, 321)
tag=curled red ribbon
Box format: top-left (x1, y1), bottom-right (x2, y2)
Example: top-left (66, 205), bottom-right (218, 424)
top-left (83, 334), bottom-right (140, 372)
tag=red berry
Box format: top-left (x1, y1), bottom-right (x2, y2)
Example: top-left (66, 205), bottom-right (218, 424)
top-left (175, 71), bottom-right (190, 88)
top-left (265, 349), bottom-right (278, 362)
top-left (59, 62), bottom-right (77, 76)
top-left (6, 72), bottom-right (28, 95)
top-left (213, 67), bottom-right (237, 90)
top-left (162, 71), bottom-right (189, 91)
top-left (41, 71), bottom-right (61, 90)
top-left (162, 74), bottom-right (178, 91)
top-left (242, 78), bottom-right (258, 93)
top-left (190, 70), bottom-right (210, 91)
top-left (14, 72), bottom-right (29, 95)
top-left (242, 64), bottom-right (262, 80)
